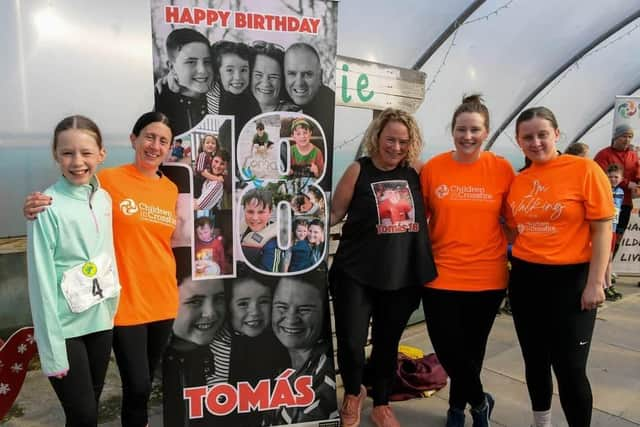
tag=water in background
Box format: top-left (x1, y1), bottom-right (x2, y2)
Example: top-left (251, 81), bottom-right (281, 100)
top-left (0, 143), bottom-right (134, 238)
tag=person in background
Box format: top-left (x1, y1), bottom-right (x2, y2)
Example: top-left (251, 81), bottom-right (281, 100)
top-left (194, 134), bottom-right (219, 199)
top-left (289, 117), bottom-right (324, 179)
top-left (250, 40), bottom-right (299, 113)
top-left (195, 149), bottom-right (231, 211)
top-left (507, 107), bottom-right (613, 427)
top-left (163, 250), bottom-right (226, 427)
top-left (594, 124), bottom-right (639, 257)
top-left (25, 112), bottom-right (179, 427)
top-left (283, 42), bottom-right (335, 153)
top-left (251, 121), bottom-right (272, 155)
top-left (154, 28), bottom-right (213, 136)
top-left (194, 217), bottom-right (230, 276)
top-left (213, 40), bottom-right (261, 135)
top-left (27, 115), bottom-right (119, 426)
top-left (420, 95), bottom-right (514, 427)
top-left (283, 218), bottom-right (314, 273)
top-left (604, 164), bottom-right (625, 301)
top-left (271, 273), bottom-right (338, 425)
top-left (330, 108), bottom-right (437, 427)
top-left (308, 218), bottom-right (325, 264)
top-left (239, 188), bottom-right (281, 272)
top-left (306, 186), bottom-right (326, 218)
top-left (169, 138), bottom-right (185, 162)
top-left (227, 268), bottom-right (289, 382)
top-left (564, 142), bottom-right (589, 157)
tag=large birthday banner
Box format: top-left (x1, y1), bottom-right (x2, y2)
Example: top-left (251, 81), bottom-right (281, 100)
top-left (150, 1), bottom-right (339, 425)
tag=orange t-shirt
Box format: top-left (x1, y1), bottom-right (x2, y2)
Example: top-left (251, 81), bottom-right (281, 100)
top-left (98, 165), bottom-right (179, 326)
top-left (506, 155), bottom-right (614, 265)
top-left (420, 152), bottom-right (514, 291)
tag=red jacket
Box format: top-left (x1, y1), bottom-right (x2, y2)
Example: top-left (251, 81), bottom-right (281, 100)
top-left (594, 146), bottom-right (640, 205)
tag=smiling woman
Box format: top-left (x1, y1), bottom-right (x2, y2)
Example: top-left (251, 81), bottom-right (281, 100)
top-left (330, 108), bottom-right (436, 427)
top-left (250, 40), bottom-right (299, 113)
top-left (419, 95), bottom-right (514, 427)
top-left (506, 107), bottom-right (614, 427)
top-left (130, 119), bottom-right (172, 177)
top-left (270, 272), bottom-right (337, 425)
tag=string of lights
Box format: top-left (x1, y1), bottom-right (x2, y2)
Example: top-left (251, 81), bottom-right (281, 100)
top-left (337, 1), bottom-right (519, 151)
top-left (425, 0), bottom-right (516, 94)
top-left (535, 21), bottom-right (640, 104)
top-left (425, 30), bottom-right (458, 94)
top-left (464, 0), bottom-right (515, 24)
top-left (334, 131), bottom-right (364, 151)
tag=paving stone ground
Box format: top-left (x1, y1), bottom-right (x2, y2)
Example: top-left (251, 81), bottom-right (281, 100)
top-left (3, 278), bottom-right (639, 426)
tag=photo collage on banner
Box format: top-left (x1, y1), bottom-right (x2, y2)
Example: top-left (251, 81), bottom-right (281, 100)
top-left (150, 1), bottom-right (339, 426)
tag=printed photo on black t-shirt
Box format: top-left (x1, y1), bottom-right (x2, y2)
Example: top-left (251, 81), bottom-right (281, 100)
top-left (371, 180), bottom-right (419, 234)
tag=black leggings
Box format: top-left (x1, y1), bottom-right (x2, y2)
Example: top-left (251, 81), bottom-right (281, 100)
top-left (49, 329), bottom-right (113, 427)
top-left (332, 278), bottom-right (420, 406)
top-left (112, 319), bottom-right (173, 427)
top-left (421, 288), bottom-right (504, 410)
top-left (509, 258), bottom-right (595, 427)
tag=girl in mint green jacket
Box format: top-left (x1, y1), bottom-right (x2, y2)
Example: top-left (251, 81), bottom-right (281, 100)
top-left (27, 115), bottom-right (120, 426)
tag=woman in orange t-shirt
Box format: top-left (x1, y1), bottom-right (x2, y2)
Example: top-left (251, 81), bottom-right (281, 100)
top-left (420, 95), bottom-right (514, 427)
top-left (506, 107), bottom-right (613, 427)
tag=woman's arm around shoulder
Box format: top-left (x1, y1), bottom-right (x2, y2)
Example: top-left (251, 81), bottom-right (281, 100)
top-left (329, 161), bottom-right (361, 227)
top-left (23, 192), bottom-right (53, 220)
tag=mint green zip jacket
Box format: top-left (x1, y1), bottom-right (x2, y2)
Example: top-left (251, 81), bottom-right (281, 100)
top-left (27, 175), bottom-right (119, 376)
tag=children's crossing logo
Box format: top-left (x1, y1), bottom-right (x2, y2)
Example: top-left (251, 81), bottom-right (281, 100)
top-left (119, 198), bottom-right (138, 216)
top-left (435, 184), bottom-right (492, 201)
top-left (119, 198), bottom-right (176, 226)
top-left (435, 184), bottom-right (449, 199)
top-left (617, 100), bottom-right (637, 119)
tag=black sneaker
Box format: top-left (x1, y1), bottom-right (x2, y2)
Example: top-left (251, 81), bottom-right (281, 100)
top-left (610, 286), bottom-right (623, 300)
top-left (470, 393), bottom-right (494, 427)
top-left (605, 288), bottom-right (617, 301)
top-left (445, 407), bottom-right (465, 427)
top-left (502, 298), bottom-right (512, 315)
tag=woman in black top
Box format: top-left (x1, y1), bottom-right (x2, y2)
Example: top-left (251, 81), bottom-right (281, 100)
top-left (330, 108), bottom-right (437, 427)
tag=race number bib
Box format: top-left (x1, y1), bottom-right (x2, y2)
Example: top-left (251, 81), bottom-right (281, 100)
top-left (61, 253), bottom-right (120, 313)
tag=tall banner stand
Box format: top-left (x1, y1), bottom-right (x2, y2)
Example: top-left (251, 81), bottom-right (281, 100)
top-left (611, 96), bottom-right (640, 276)
top-left (149, 1), bottom-right (340, 425)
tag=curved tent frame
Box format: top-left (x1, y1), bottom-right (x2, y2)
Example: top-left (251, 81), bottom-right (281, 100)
top-left (484, 10), bottom-right (640, 150)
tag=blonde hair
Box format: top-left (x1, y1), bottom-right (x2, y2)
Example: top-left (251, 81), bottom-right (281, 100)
top-left (362, 108), bottom-right (423, 165)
